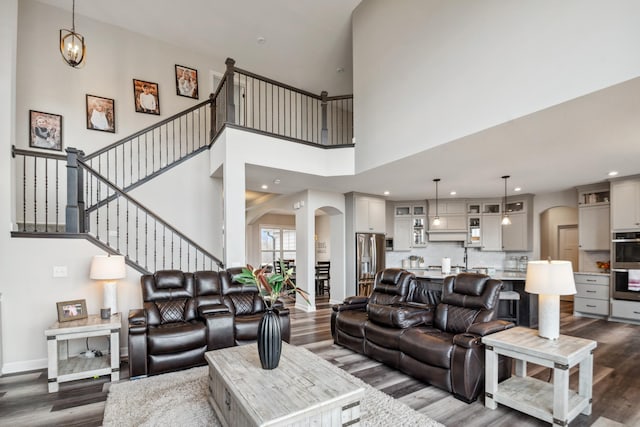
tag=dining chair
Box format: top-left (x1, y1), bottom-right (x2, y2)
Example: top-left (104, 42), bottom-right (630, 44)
top-left (315, 261), bottom-right (330, 296)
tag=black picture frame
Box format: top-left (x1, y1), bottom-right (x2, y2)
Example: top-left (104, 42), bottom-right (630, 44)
top-left (175, 64), bottom-right (199, 99)
top-left (86, 94), bottom-right (116, 133)
top-left (29, 110), bottom-right (62, 151)
top-left (133, 79), bottom-right (160, 115)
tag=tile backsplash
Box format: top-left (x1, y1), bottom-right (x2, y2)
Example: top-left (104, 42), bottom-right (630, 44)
top-left (386, 241), bottom-right (532, 271)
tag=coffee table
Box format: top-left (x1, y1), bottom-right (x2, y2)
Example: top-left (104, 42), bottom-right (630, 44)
top-left (205, 342), bottom-right (364, 426)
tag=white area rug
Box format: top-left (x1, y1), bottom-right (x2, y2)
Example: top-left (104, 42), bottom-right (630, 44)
top-left (103, 350), bottom-right (443, 427)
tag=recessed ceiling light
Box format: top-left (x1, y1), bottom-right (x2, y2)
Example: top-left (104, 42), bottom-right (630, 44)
top-left (261, 184), bottom-right (268, 190)
top-left (256, 36), bottom-right (266, 45)
top-left (449, 191), bottom-right (456, 196)
top-left (608, 171), bottom-right (619, 177)
top-left (336, 67), bottom-right (345, 73)
top-left (383, 191), bottom-right (390, 196)
top-left (514, 187), bottom-right (522, 192)
top-left (273, 179), bottom-right (281, 184)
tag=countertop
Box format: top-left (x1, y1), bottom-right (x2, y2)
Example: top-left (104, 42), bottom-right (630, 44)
top-left (407, 269), bottom-right (527, 281)
top-left (574, 271), bottom-right (610, 276)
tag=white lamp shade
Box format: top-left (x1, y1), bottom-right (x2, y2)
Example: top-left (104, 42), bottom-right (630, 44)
top-left (90, 255), bottom-right (126, 280)
top-left (525, 260), bottom-right (576, 295)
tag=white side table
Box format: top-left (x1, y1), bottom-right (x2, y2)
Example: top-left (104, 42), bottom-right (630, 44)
top-left (482, 326), bottom-right (597, 426)
top-left (44, 313), bottom-right (121, 393)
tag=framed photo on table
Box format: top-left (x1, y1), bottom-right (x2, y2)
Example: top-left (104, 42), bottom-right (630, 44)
top-left (175, 64), bottom-right (199, 99)
top-left (86, 94), bottom-right (115, 133)
top-left (29, 110), bottom-right (62, 151)
top-left (133, 79), bottom-right (160, 115)
top-left (56, 299), bottom-right (88, 322)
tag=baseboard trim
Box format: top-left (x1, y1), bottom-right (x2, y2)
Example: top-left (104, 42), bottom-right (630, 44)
top-left (3, 357), bottom-right (47, 374)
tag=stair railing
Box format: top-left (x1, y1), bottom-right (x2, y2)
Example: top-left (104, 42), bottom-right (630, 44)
top-left (77, 154), bottom-right (224, 273)
top-left (82, 99), bottom-right (213, 194)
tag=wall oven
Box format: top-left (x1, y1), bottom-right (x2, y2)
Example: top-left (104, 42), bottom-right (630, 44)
top-left (612, 232), bottom-right (640, 300)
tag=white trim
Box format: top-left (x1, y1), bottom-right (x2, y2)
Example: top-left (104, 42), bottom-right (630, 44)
top-left (3, 357), bottom-right (47, 374)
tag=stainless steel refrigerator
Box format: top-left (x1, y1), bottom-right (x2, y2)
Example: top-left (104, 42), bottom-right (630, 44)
top-left (356, 233), bottom-right (385, 295)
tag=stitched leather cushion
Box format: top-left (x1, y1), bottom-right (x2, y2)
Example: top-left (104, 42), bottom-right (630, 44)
top-left (435, 303), bottom-right (479, 333)
top-left (230, 293), bottom-right (255, 315)
top-left (156, 299), bottom-right (187, 324)
top-left (367, 303), bottom-right (429, 329)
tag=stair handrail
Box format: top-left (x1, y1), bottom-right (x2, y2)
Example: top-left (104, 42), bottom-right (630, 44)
top-left (84, 98), bottom-right (213, 160)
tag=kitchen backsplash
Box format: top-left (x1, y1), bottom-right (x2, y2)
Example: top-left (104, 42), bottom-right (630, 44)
top-left (386, 241), bottom-right (533, 271)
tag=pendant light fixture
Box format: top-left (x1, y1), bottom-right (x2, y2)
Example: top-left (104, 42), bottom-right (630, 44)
top-left (59, 0), bottom-right (86, 68)
top-left (501, 175), bottom-right (512, 226)
top-left (432, 178), bottom-right (441, 226)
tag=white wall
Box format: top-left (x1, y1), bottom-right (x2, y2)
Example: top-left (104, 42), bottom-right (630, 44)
top-left (16, 0), bottom-right (225, 155)
top-left (0, 0), bottom-right (230, 372)
top-left (352, 0), bottom-right (640, 172)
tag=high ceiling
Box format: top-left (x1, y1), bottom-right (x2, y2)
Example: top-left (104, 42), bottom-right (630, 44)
top-left (39, 0), bottom-right (640, 202)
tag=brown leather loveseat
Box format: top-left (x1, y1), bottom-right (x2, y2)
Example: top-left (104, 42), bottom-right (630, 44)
top-left (128, 269), bottom-right (290, 378)
top-left (332, 269), bottom-right (513, 402)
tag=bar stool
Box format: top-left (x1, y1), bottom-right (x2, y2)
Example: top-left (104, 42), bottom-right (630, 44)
top-left (498, 290), bottom-right (520, 325)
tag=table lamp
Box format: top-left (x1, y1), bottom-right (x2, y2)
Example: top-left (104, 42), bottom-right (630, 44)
top-left (525, 259), bottom-right (576, 340)
top-left (90, 255), bottom-right (126, 315)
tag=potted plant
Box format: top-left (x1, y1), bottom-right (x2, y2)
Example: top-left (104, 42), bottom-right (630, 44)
top-left (234, 260), bottom-right (310, 369)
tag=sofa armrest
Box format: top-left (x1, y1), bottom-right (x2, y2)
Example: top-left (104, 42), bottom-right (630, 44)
top-left (332, 296), bottom-right (369, 313)
top-left (453, 333), bottom-right (482, 348)
top-left (201, 311), bottom-right (235, 350)
top-left (274, 308), bottom-right (291, 343)
top-left (467, 320), bottom-right (514, 337)
top-left (198, 303), bottom-right (229, 316)
top-left (128, 309), bottom-right (147, 333)
top-left (127, 309), bottom-right (148, 378)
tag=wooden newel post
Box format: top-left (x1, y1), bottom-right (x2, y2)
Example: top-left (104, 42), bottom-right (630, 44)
top-left (65, 147), bottom-right (86, 233)
top-left (225, 57), bottom-right (236, 125)
top-left (320, 91), bottom-right (328, 145)
top-left (209, 92), bottom-right (216, 141)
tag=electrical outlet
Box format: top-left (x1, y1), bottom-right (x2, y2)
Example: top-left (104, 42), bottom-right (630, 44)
top-left (53, 266), bottom-right (68, 277)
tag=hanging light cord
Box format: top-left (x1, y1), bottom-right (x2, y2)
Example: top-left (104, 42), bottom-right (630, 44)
top-left (71, 0), bottom-right (76, 32)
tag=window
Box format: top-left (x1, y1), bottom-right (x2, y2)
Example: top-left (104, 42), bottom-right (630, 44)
top-left (260, 227), bottom-right (296, 267)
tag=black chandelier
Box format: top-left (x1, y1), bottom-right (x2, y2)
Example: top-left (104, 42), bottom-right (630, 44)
top-left (59, 0), bottom-right (86, 68)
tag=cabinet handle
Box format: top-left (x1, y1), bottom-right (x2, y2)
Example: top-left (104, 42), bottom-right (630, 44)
top-left (586, 290), bottom-right (596, 293)
top-left (586, 305), bottom-right (597, 308)
top-left (634, 311), bottom-right (640, 315)
top-left (586, 279), bottom-right (597, 282)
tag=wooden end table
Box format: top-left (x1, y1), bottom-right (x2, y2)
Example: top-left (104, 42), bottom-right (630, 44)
top-left (482, 326), bottom-right (597, 426)
top-left (205, 342), bottom-right (364, 426)
top-left (44, 313), bottom-right (121, 393)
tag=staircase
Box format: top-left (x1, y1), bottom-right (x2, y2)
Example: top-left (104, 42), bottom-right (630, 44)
top-left (11, 58), bottom-right (354, 274)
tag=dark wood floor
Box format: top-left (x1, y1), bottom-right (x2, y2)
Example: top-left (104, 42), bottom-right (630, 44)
top-left (0, 299), bottom-right (637, 426)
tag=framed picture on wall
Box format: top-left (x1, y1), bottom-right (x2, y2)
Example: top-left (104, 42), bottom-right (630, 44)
top-left (133, 79), bottom-right (160, 115)
top-left (86, 94), bottom-right (116, 133)
top-left (56, 299), bottom-right (88, 322)
top-left (175, 64), bottom-right (199, 99)
top-left (29, 110), bottom-right (62, 151)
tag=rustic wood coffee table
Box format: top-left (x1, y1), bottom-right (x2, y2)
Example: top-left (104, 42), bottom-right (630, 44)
top-left (205, 342), bottom-right (364, 426)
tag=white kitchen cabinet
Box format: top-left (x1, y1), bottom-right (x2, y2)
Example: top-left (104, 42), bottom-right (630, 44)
top-left (611, 178), bottom-right (640, 230)
top-left (481, 215), bottom-right (502, 251)
top-left (393, 202), bottom-right (426, 250)
top-left (355, 196), bottom-right (386, 233)
top-left (501, 195), bottom-right (533, 251)
top-left (578, 205), bottom-right (610, 250)
top-left (573, 273), bottom-right (609, 318)
top-left (393, 217), bottom-right (412, 251)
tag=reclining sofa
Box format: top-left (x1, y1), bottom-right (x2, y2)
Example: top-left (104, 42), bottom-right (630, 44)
top-left (128, 268), bottom-right (290, 378)
top-left (332, 268), bottom-right (513, 402)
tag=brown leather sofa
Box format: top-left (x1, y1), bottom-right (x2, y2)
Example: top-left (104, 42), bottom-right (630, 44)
top-left (128, 269), bottom-right (290, 378)
top-left (332, 269), bottom-right (513, 403)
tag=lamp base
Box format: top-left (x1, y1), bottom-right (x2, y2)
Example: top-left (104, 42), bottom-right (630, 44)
top-left (537, 294), bottom-right (560, 340)
top-left (103, 281), bottom-right (117, 314)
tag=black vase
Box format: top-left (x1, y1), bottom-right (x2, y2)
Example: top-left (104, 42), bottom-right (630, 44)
top-left (257, 309), bottom-right (282, 369)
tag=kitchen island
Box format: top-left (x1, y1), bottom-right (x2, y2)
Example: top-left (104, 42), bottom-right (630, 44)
top-left (408, 269), bottom-right (537, 327)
